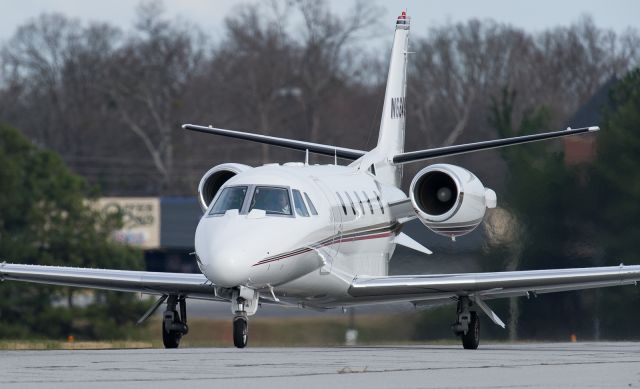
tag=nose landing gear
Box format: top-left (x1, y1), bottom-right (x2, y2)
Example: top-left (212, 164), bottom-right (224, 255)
top-left (162, 295), bottom-right (189, 349)
top-left (231, 286), bottom-right (259, 349)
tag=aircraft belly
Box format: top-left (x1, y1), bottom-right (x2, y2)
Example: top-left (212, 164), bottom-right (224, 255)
top-left (271, 266), bottom-right (353, 307)
top-left (272, 236), bottom-right (396, 308)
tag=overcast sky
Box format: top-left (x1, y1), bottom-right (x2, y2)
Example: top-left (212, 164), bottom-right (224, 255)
top-left (1, 0), bottom-right (638, 43)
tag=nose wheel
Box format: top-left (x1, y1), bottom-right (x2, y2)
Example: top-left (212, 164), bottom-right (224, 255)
top-left (233, 314), bottom-right (248, 348)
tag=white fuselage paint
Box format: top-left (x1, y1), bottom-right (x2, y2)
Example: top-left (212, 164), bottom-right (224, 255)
top-left (194, 163), bottom-right (407, 309)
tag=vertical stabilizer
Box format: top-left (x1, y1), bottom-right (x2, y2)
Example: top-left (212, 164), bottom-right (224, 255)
top-left (373, 11), bottom-right (410, 187)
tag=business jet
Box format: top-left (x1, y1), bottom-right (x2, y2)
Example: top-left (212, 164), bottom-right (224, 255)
top-left (2, 11), bottom-right (637, 350)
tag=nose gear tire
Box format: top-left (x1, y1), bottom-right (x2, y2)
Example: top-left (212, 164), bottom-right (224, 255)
top-left (233, 316), bottom-right (248, 348)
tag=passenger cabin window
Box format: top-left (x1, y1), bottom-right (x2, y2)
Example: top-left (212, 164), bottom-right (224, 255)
top-left (375, 192), bottom-right (385, 214)
top-left (292, 189), bottom-right (310, 217)
top-left (304, 192), bottom-right (318, 215)
top-left (353, 191), bottom-right (365, 214)
top-left (249, 186), bottom-right (292, 216)
top-left (336, 192), bottom-right (348, 215)
top-left (363, 191), bottom-right (374, 214)
top-left (209, 186), bottom-right (248, 215)
top-left (344, 192), bottom-right (356, 215)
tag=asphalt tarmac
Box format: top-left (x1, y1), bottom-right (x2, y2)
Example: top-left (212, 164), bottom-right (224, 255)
top-left (1, 342), bottom-right (639, 388)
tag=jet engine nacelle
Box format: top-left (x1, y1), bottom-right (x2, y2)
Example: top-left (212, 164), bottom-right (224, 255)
top-left (197, 163), bottom-right (252, 212)
top-left (409, 164), bottom-right (497, 239)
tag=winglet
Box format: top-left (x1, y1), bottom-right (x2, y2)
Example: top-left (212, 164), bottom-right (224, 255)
top-left (394, 233), bottom-right (432, 255)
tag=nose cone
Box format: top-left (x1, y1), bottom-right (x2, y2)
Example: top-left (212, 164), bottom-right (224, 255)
top-left (204, 248), bottom-right (250, 287)
top-left (195, 217), bottom-right (252, 287)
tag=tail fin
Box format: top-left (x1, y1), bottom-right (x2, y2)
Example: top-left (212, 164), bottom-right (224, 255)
top-left (374, 11), bottom-right (410, 186)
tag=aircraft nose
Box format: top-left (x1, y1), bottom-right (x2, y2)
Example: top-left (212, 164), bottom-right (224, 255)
top-left (195, 218), bottom-right (252, 287)
top-left (204, 248), bottom-right (250, 287)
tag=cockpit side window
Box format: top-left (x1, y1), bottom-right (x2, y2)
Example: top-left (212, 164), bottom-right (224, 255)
top-left (304, 192), bottom-right (318, 215)
top-left (209, 186), bottom-right (248, 215)
top-left (292, 189), bottom-right (310, 217)
top-left (249, 186), bottom-right (292, 216)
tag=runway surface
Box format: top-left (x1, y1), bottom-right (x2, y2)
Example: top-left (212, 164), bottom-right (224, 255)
top-left (1, 342), bottom-right (639, 388)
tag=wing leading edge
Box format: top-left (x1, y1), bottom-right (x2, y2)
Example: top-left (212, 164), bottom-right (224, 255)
top-left (0, 263), bottom-right (223, 301)
top-left (349, 264), bottom-right (640, 302)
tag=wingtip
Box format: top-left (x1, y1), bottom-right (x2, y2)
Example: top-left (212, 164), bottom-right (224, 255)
top-left (181, 124), bottom-right (189, 129)
top-left (588, 126), bottom-right (600, 132)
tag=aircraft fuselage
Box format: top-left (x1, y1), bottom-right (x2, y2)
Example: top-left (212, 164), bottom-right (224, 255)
top-left (194, 163), bottom-right (406, 308)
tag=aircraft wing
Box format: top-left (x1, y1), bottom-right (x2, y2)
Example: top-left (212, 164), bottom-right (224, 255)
top-left (183, 124), bottom-right (366, 160)
top-left (349, 264), bottom-right (640, 303)
top-left (0, 263), bottom-right (224, 301)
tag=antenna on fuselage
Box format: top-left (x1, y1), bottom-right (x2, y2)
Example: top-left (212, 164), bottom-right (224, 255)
top-left (305, 149), bottom-right (309, 165)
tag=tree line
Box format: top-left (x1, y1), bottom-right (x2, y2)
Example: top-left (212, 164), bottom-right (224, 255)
top-left (1, 0), bottom-right (637, 196)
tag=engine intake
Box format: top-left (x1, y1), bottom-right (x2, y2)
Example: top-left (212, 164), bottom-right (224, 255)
top-left (197, 163), bottom-right (251, 212)
top-left (409, 164), bottom-right (496, 239)
top-left (414, 170), bottom-right (458, 216)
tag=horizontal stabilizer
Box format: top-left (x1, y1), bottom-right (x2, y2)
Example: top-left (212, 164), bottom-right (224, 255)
top-left (392, 126), bottom-right (599, 165)
top-left (183, 124), bottom-right (366, 160)
top-left (394, 233), bottom-right (432, 255)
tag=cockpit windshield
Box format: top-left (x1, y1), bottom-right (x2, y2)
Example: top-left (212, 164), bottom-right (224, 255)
top-left (209, 186), bottom-right (247, 215)
top-left (249, 186), bottom-right (292, 216)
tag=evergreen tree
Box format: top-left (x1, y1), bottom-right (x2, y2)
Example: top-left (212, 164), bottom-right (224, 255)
top-left (589, 68), bottom-right (640, 339)
top-left (0, 124), bottom-right (149, 339)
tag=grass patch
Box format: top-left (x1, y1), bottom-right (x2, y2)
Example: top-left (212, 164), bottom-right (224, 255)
top-left (1, 313), bottom-right (424, 349)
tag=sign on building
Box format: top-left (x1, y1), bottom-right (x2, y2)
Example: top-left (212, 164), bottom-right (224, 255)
top-left (95, 197), bottom-right (161, 249)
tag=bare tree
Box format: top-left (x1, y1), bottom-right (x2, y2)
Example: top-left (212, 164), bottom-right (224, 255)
top-left (409, 20), bottom-right (535, 148)
top-left (2, 5), bottom-right (638, 197)
top-left (293, 0), bottom-right (382, 143)
top-left (99, 1), bottom-right (203, 193)
top-left (202, 3), bottom-right (296, 163)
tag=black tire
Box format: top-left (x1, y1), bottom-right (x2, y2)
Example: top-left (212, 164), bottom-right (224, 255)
top-left (233, 316), bottom-right (248, 348)
top-left (461, 312), bottom-right (480, 350)
top-left (162, 312), bottom-right (182, 349)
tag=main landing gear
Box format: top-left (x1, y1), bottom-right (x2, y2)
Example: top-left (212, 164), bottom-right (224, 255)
top-left (162, 295), bottom-right (188, 349)
top-left (451, 296), bottom-right (480, 350)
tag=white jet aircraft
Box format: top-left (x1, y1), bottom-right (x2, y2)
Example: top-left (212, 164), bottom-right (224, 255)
top-left (2, 11), bottom-right (639, 350)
